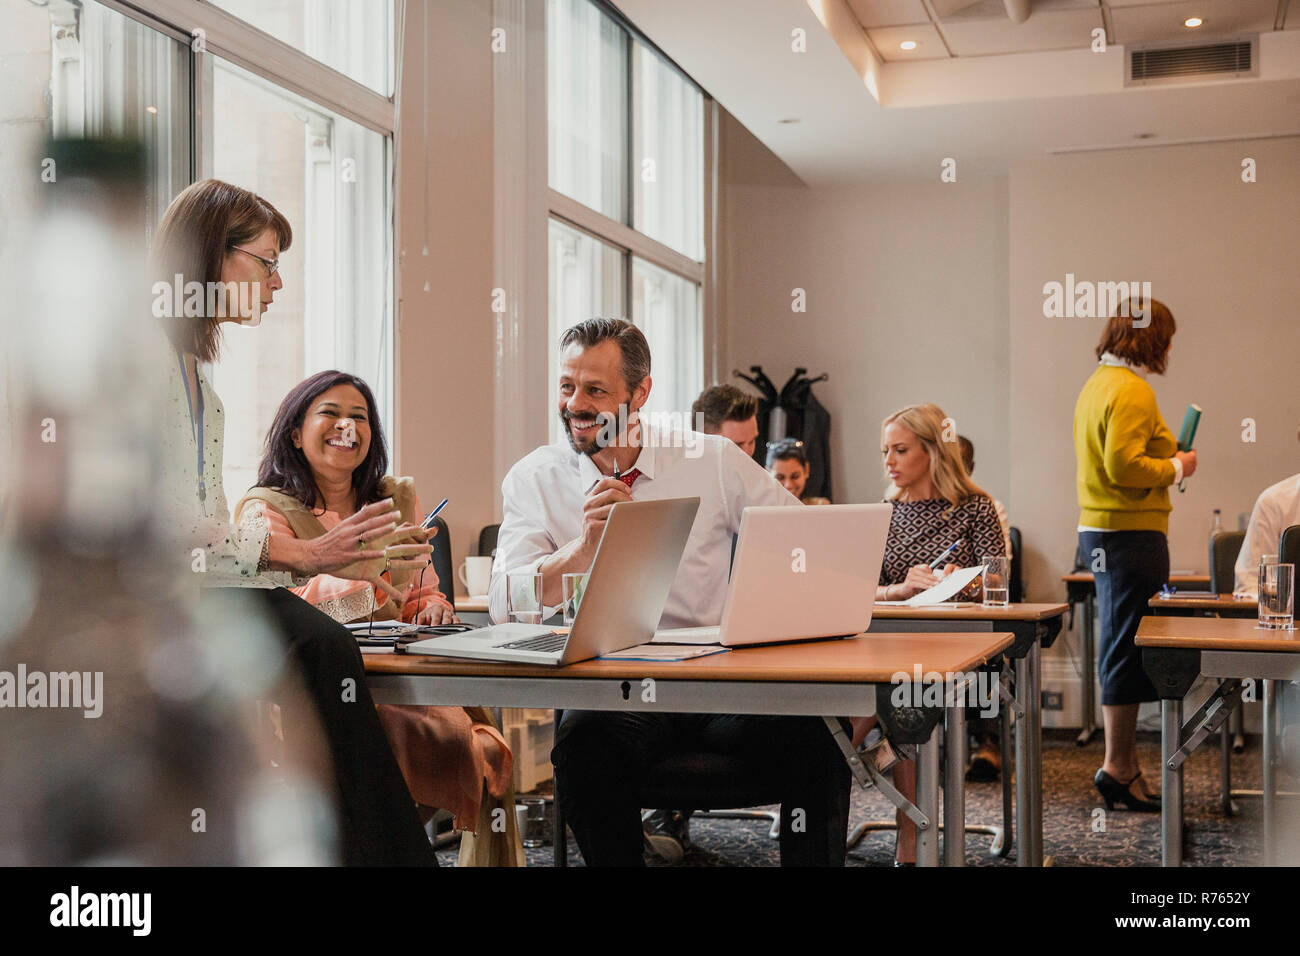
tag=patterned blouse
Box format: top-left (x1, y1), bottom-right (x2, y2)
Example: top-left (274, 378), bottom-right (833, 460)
top-left (878, 494), bottom-right (1006, 586)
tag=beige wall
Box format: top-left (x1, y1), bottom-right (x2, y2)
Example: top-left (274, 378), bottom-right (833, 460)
top-left (395, 0), bottom-right (497, 577)
top-left (718, 115), bottom-right (1300, 614)
top-left (1010, 138), bottom-right (1300, 599)
top-left (719, 111), bottom-right (1012, 523)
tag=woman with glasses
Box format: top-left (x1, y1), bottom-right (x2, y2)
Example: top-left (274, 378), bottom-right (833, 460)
top-left (154, 178), bottom-right (437, 865)
top-left (232, 370), bottom-right (522, 865)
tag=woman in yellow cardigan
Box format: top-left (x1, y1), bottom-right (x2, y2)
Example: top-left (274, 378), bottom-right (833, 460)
top-left (1074, 298), bottom-right (1197, 812)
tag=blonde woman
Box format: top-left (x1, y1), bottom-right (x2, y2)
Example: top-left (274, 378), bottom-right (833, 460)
top-left (856, 403), bottom-right (1005, 863)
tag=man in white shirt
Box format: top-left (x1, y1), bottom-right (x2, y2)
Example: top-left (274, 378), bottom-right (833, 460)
top-left (1234, 466), bottom-right (1300, 598)
top-left (491, 318), bottom-right (850, 866)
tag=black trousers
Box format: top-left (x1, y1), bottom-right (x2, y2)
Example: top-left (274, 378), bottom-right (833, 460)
top-left (200, 587), bottom-right (435, 866)
top-left (1078, 530), bottom-right (1169, 706)
top-left (551, 710), bottom-right (851, 866)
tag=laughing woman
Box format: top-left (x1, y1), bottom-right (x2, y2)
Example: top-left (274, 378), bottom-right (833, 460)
top-left (234, 371), bottom-right (522, 865)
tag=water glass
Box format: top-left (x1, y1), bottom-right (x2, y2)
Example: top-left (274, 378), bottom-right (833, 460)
top-left (562, 572), bottom-right (588, 627)
top-left (981, 555), bottom-right (1010, 608)
top-left (507, 571), bottom-right (544, 625)
top-left (518, 796), bottom-right (547, 848)
top-left (1258, 562), bottom-right (1294, 630)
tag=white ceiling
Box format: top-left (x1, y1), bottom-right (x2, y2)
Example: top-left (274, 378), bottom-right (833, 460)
top-left (613, 0), bottom-right (1300, 184)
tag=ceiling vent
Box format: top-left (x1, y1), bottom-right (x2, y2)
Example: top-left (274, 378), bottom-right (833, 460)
top-left (1127, 37), bottom-right (1257, 87)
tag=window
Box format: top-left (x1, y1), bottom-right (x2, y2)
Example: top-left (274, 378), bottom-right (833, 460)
top-left (207, 0), bottom-right (394, 95)
top-left (546, 0), bottom-right (706, 443)
top-left (17, 0), bottom-right (396, 506)
top-left (207, 60), bottom-right (392, 499)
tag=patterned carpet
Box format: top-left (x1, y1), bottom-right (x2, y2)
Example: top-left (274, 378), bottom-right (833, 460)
top-left (437, 729), bottom-right (1284, 866)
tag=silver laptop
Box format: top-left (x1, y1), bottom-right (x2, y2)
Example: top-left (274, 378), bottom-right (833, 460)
top-left (652, 503), bottom-right (891, 647)
top-left (401, 497), bottom-right (700, 665)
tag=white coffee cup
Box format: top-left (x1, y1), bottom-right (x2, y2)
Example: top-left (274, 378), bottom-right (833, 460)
top-left (458, 556), bottom-right (493, 597)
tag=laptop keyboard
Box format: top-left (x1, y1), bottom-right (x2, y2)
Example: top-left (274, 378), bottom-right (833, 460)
top-left (500, 632), bottom-right (569, 653)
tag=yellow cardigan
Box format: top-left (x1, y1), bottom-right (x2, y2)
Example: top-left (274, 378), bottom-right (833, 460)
top-left (1073, 364), bottom-right (1177, 533)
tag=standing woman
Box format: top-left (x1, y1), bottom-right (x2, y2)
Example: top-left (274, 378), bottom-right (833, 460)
top-left (1074, 298), bottom-right (1196, 811)
top-left (153, 179), bottom-right (437, 864)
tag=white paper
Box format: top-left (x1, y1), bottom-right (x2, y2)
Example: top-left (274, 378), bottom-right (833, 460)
top-left (902, 565), bottom-right (984, 606)
top-left (651, 626), bottom-right (722, 645)
top-left (599, 644), bottom-right (730, 662)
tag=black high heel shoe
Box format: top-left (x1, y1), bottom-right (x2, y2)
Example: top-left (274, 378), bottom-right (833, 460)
top-left (1094, 769), bottom-right (1161, 812)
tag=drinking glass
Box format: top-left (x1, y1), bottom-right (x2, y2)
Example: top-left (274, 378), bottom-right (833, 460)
top-left (562, 572), bottom-right (588, 627)
top-left (1258, 562), bottom-right (1294, 630)
top-left (981, 555), bottom-right (1010, 608)
top-left (507, 572), bottom-right (544, 625)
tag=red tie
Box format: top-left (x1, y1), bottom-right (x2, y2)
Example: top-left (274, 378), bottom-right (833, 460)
top-left (618, 468), bottom-right (641, 489)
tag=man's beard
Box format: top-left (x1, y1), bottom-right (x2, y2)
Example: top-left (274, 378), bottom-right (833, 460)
top-left (559, 406), bottom-right (629, 455)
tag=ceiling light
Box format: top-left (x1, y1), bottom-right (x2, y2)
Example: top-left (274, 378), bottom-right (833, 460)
top-left (900, 40), bottom-right (917, 51)
top-left (1184, 17), bottom-right (1203, 28)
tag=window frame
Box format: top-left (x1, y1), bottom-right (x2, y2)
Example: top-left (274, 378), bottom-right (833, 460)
top-left (545, 0), bottom-right (713, 435)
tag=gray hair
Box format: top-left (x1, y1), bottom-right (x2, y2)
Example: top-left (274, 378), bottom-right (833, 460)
top-left (559, 318), bottom-right (651, 393)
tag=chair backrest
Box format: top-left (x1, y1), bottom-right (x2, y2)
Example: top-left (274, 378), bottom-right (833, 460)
top-left (1009, 526), bottom-right (1023, 603)
top-left (478, 523), bottom-right (501, 558)
top-left (431, 516), bottom-right (454, 610)
top-left (1280, 524), bottom-right (1300, 571)
top-left (1209, 530), bottom-right (1246, 593)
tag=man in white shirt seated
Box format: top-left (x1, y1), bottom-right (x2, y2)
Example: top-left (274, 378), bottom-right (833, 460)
top-left (1234, 441), bottom-right (1300, 597)
top-left (490, 318), bottom-right (851, 866)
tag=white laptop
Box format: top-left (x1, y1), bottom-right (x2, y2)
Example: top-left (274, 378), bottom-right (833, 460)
top-left (400, 497), bottom-right (700, 665)
top-left (652, 503), bottom-right (891, 647)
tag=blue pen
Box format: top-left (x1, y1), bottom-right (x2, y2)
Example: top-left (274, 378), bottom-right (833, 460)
top-left (420, 498), bottom-right (450, 530)
top-left (928, 540), bottom-right (961, 571)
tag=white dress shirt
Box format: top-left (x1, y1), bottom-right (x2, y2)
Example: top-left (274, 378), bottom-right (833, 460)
top-left (490, 429), bottom-right (800, 628)
top-left (1233, 473), bottom-right (1300, 598)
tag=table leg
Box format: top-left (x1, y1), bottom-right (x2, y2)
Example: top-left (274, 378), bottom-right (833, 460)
top-left (1027, 642), bottom-right (1044, 865)
top-left (1077, 592), bottom-right (1097, 746)
top-left (1161, 697), bottom-right (1183, 867)
top-left (944, 687), bottom-right (967, 867)
top-left (1015, 653), bottom-right (1031, 866)
top-left (918, 724), bottom-right (941, 867)
top-left (1220, 718), bottom-right (1234, 817)
top-left (998, 679), bottom-right (1014, 857)
top-left (1264, 679), bottom-right (1277, 866)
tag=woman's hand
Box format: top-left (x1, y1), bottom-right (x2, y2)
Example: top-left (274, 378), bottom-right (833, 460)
top-left (1175, 450), bottom-right (1198, 479)
top-left (305, 499), bottom-right (400, 575)
top-left (401, 581), bottom-right (457, 625)
top-left (894, 563), bottom-right (941, 599)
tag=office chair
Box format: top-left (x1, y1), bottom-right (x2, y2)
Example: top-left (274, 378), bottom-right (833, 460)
top-left (478, 523), bottom-right (501, 559)
top-left (1209, 530), bottom-right (1246, 594)
top-left (1009, 526), bottom-right (1024, 603)
top-left (430, 516), bottom-right (455, 612)
top-left (550, 709), bottom-right (784, 866)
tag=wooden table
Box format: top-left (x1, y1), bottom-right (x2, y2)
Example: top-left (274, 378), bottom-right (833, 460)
top-left (1148, 593), bottom-right (1257, 616)
top-left (1063, 572), bottom-right (1210, 747)
top-left (366, 631), bottom-right (1014, 867)
top-left (1138, 615), bottom-right (1300, 865)
top-left (454, 594), bottom-right (489, 613)
top-left (868, 603), bottom-right (1067, 867)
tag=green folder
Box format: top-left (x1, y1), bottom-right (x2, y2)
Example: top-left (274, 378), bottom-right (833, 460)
top-left (1177, 404), bottom-right (1202, 452)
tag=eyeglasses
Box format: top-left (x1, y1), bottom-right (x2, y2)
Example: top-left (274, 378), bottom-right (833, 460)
top-left (229, 246), bottom-right (280, 278)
